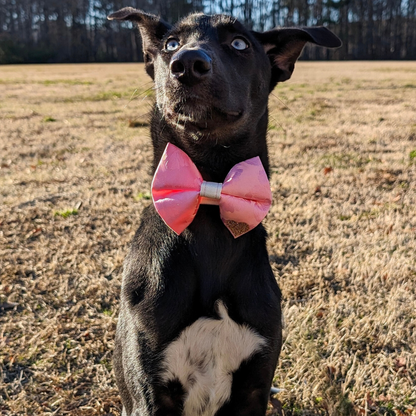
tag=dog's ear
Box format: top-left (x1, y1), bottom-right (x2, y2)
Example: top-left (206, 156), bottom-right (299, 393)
top-left (108, 7), bottom-right (171, 79)
top-left (252, 27), bottom-right (341, 89)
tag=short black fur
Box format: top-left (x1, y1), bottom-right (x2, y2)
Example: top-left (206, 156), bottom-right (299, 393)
top-left (107, 8), bottom-right (341, 416)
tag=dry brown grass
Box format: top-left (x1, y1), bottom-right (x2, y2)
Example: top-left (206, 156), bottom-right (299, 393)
top-left (1, 61), bottom-right (415, 416)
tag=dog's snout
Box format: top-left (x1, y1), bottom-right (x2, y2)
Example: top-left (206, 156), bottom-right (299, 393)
top-left (170, 49), bottom-right (212, 84)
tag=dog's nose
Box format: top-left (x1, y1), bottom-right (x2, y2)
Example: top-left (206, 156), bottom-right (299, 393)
top-left (170, 49), bottom-right (212, 85)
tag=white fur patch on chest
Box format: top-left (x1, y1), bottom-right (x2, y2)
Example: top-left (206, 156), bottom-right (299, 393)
top-left (161, 301), bottom-right (267, 416)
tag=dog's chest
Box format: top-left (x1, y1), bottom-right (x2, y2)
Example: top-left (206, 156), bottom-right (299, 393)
top-left (161, 301), bottom-right (267, 416)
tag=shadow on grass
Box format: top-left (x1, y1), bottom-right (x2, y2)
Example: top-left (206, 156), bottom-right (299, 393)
top-left (1, 362), bottom-right (33, 399)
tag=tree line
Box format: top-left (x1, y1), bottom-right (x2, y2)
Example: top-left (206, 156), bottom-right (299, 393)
top-left (0, 0), bottom-right (415, 64)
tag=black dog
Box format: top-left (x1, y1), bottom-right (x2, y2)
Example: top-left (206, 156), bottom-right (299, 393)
top-left (108, 8), bottom-right (341, 416)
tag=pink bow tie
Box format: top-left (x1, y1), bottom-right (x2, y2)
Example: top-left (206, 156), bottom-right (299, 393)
top-left (151, 143), bottom-right (272, 238)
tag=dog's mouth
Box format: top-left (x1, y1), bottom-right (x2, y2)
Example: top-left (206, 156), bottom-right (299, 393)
top-left (165, 104), bottom-right (243, 133)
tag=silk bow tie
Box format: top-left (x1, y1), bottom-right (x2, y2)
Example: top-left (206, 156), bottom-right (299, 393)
top-left (151, 143), bottom-right (272, 238)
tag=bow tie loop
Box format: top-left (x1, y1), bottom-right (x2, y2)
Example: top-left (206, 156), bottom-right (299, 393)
top-left (151, 143), bottom-right (272, 238)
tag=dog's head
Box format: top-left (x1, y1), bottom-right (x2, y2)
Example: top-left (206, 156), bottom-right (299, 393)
top-left (108, 8), bottom-right (340, 147)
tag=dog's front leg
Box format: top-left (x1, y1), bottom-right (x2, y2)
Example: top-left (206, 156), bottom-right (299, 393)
top-left (214, 350), bottom-right (279, 416)
top-left (114, 307), bottom-right (188, 416)
top-left (113, 307), bottom-right (159, 416)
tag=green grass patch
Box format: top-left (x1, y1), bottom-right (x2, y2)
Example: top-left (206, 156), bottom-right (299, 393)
top-left (57, 91), bottom-right (127, 103)
top-left (319, 153), bottom-right (373, 169)
top-left (339, 215), bottom-right (351, 221)
top-left (43, 116), bottom-right (56, 122)
top-left (100, 358), bottom-right (112, 371)
top-left (359, 209), bottom-right (380, 220)
top-left (40, 79), bottom-right (93, 86)
top-left (0, 78), bottom-right (15, 84)
top-left (54, 208), bottom-right (78, 218)
top-left (134, 191), bottom-right (151, 201)
top-left (409, 149), bottom-right (416, 161)
top-left (89, 91), bottom-right (124, 101)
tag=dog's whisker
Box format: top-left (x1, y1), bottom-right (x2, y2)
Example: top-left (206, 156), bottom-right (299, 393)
top-left (124, 82), bottom-right (157, 108)
top-left (270, 92), bottom-right (297, 116)
top-left (268, 114), bottom-right (288, 136)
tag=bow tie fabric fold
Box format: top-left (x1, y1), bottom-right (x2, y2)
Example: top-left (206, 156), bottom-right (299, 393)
top-left (151, 143), bottom-right (272, 238)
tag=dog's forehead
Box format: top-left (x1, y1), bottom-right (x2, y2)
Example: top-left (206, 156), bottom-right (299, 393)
top-left (168, 13), bottom-right (249, 40)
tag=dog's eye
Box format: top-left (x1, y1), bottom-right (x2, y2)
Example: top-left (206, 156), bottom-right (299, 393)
top-left (166, 39), bottom-right (180, 51)
top-left (231, 38), bottom-right (249, 50)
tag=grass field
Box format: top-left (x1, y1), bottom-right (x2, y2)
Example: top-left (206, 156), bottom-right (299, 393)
top-left (1, 61), bottom-right (416, 416)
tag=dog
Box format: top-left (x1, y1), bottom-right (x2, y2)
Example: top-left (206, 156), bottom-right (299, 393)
top-left (107, 8), bottom-right (341, 416)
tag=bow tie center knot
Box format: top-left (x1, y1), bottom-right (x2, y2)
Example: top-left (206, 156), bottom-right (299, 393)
top-left (200, 181), bottom-right (222, 201)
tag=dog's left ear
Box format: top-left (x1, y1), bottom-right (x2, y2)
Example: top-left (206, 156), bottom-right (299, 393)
top-left (108, 7), bottom-right (171, 79)
top-left (252, 27), bottom-right (341, 89)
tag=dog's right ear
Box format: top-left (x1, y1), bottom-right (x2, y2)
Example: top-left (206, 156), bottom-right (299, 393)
top-left (252, 27), bottom-right (341, 90)
top-left (108, 7), bottom-right (171, 79)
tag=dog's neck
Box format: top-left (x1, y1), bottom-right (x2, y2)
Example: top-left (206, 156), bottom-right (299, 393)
top-left (150, 106), bottom-right (271, 182)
